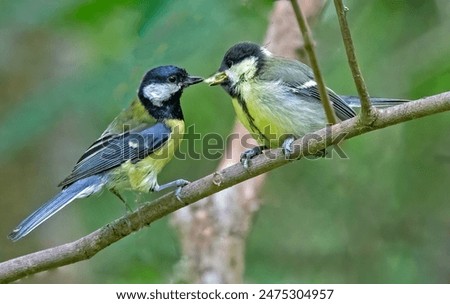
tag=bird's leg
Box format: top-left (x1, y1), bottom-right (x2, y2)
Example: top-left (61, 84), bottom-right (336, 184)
top-left (154, 179), bottom-right (190, 192)
top-left (153, 179), bottom-right (190, 204)
top-left (110, 188), bottom-right (133, 212)
top-left (282, 136), bottom-right (296, 159)
top-left (240, 146), bottom-right (265, 169)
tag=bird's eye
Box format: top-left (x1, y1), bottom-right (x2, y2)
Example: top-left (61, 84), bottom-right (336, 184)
top-left (168, 75), bottom-right (177, 83)
top-left (226, 59), bottom-right (233, 67)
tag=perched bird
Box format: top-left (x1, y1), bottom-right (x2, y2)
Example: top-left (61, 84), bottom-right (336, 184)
top-left (205, 42), bottom-right (406, 166)
top-left (8, 65), bottom-right (202, 241)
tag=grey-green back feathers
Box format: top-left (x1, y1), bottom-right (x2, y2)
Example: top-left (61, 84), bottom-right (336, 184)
top-left (260, 55), bottom-right (356, 121)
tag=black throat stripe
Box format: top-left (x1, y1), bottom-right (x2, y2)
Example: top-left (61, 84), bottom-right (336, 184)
top-left (236, 94), bottom-right (270, 144)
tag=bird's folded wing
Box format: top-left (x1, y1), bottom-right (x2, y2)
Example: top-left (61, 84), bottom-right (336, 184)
top-left (58, 122), bottom-right (171, 187)
top-left (262, 58), bottom-right (356, 121)
top-left (294, 84), bottom-right (356, 121)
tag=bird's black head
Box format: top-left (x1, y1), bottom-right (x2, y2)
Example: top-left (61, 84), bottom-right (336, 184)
top-left (208, 42), bottom-right (268, 97)
top-left (138, 65), bottom-right (202, 120)
top-left (219, 42), bottom-right (265, 73)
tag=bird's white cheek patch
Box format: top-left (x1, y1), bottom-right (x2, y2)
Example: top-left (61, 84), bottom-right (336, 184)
top-left (143, 83), bottom-right (178, 106)
top-left (231, 56), bottom-right (258, 83)
top-left (226, 70), bottom-right (238, 85)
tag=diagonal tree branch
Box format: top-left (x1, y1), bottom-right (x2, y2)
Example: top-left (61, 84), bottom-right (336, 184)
top-left (0, 92), bottom-right (449, 283)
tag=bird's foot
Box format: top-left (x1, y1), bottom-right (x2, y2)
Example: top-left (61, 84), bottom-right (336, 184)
top-left (174, 179), bottom-right (190, 205)
top-left (240, 146), bottom-right (263, 169)
top-left (282, 136), bottom-right (296, 159)
top-left (154, 179), bottom-right (190, 204)
top-left (174, 186), bottom-right (186, 205)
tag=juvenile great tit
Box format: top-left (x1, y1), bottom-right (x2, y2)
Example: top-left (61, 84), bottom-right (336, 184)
top-left (8, 65), bottom-right (202, 241)
top-left (205, 42), bottom-right (406, 166)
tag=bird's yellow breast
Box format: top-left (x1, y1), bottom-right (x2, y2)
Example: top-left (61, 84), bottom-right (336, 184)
top-left (232, 83), bottom-right (294, 148)
top-left (232, 79), bottom-right (327, 148)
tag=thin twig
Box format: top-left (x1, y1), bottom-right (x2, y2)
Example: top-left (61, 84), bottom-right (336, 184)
top-left (1, 92), bottom-right (449, 283)
top-left (290, 0), bottom-right (337, 124)
top-left (334, 0), bottom-right (373, 121)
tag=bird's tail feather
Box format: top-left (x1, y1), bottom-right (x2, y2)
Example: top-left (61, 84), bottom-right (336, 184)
top-left (342, 95), bottom-right (408, 108)
top-left (8, 175), bottom-right (106, 241)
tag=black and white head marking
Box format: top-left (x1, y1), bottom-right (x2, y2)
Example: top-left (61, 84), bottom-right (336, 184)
top-left (138, 66), bottom-right (189, 108)
top-left (218, 42), bottom-right (270, 97)
top-left (141, 82), bottom-right (181, 107)
top-left (136, 65), bottom-right (202, 120)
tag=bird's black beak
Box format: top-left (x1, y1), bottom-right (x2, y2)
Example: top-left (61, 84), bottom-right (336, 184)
top-left (183, 75), bottom-right (203, 87)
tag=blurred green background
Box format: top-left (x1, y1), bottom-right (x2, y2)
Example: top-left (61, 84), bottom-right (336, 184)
top-left (1, 0), bottom-right (449, 283)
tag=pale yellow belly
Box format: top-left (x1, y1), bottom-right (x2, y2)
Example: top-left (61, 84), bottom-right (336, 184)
top-left (232, 81), bottom-right (327, 148)
top-left (232, 97), bottom-right (294, 148)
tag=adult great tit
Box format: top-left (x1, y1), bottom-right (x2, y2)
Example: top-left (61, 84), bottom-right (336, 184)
top-left (8, 65), bottom-right (202, 241)
top-left (205, 42), bottom-right (406, 166)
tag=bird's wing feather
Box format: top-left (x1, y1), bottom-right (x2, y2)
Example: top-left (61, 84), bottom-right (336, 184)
top-left (294, 85), bottom-right (356, 121)
top-left (262, 57), bottom-right (356, 121)
top-left (58, 122), bottom-right (171, 187)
